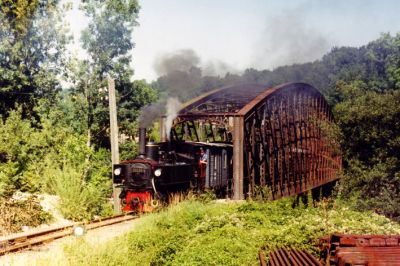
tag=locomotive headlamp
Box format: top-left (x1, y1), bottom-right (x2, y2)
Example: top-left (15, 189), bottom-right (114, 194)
top-left (154, 168), bottom-right (162, 177)
top-left (114, 168), bottom-right (121, 176)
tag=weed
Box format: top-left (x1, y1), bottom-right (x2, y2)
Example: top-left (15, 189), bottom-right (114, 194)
top-left (53, 198), bottom-right (400, 266)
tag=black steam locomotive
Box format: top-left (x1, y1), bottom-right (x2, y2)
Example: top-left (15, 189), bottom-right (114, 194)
top-left (113, 128), bottom-right (232, 212)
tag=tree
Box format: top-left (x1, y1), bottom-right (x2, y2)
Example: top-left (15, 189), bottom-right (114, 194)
top-left (70, 0), bottom-right (157, 149)
top-left (333, 81), bottom-right (400, 219)
top-left (0, 0), bottom-right (68, 116)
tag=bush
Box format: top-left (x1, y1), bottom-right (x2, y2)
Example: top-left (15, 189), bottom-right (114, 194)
top-left (0, 108), bottom-right (39, 195)
top-left (48, 165), bottom-right (110, 221)
top-left (339, 160), bottom-right (400, 220)
top-left (56, 199), bottom-right (400, 266)
top-left (334, 84), bottom-right (400, 219)
top-left (0, 103), bottom-right (113, 222)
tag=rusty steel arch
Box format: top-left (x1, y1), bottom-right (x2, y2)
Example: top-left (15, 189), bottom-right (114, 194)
top-left (170, 82), bottom-right (341, 200)
top-left (240, 83), bottom-right (341, 199)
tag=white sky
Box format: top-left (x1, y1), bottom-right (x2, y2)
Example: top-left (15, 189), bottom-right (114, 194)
top-left (65, 0), bottom-right (400, 82)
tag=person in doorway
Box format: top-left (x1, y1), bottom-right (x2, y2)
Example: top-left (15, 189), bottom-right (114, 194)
top-left (200, 148), bottom-right (208, 163)
top-left (199, 148), bottom-right (208, 190)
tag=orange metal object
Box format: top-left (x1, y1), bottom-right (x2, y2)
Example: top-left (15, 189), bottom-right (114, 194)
top-left (262, 247), bottom-right (322, 266)
top-left (123, 191), bottom-right (153, 212)
top-left (321, 234), bottom-right (400, 266)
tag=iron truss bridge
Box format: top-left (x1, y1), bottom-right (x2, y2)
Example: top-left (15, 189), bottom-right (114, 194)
top-left (164, 83), bottom-right (342, 200)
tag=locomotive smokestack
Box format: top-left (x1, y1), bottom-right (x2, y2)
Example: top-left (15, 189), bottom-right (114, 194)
top-left (139, 128), bottom-right (146, 157)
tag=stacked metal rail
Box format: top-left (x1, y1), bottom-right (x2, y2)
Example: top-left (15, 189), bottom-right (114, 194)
top-left (321, 234), bottom-right (400, 265)
top-left (259, 247), bottom-right (322, 266)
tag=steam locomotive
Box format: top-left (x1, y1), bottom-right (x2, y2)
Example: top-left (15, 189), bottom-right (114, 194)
top-left (113, 128), bottom-right (233, 212)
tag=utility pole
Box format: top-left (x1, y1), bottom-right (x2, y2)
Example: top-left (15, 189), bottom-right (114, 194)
top-left (108, 78), bottom-right (121, 213)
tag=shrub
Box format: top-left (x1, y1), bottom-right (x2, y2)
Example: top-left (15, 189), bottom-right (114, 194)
top-left (56, 199), bottom-right (400, 266)
top-left (49, 165), bottom-right (109, 221)
top-left (338, 160), bottom-right (400, 220)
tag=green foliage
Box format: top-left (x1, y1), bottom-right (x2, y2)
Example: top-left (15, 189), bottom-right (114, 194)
top-left (0, 98), bottom-right (112, 220)
top-left (334, 82), bottom-right (400, 219)
top-left (0, 108), bottom-right (40, 195)
top-left (80, 0), bottom-right (139, 79)
top-left (51, 199), bottom-right (400, 266)
top-left (195, 189), bottom-right (217, 203)
top-left (120, 141), bottom-right (138, 161)
top-left (49, 165), bottom-right (104, 221)
top-left (250, 185), bottom-right (272, 202)
top-left (118, 80), bottom-right (158, 136)
top-left (67, 1), bottom-right (157, 149)
top-left (148, 122), bottom-right (161, 142)
top-left (0, 0), bottom-right (68, 116)
top-left (334, 84), bottom-right (400, 164)
top-left (339, 161), bottom-right (400, 219)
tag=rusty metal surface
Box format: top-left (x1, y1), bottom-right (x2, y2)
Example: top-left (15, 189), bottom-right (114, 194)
top-left (242, 83), bottom-right (341, 199)
top-left (261, 247), bottom-right (322, 266)
top-left (233, 116), bottom-right (244, 200)
top-left (330, 234), bottom-right (400, 247)
top-left (320, 234), bottom-right (400, 266)
top-left (174, 83), bottom-right (342, 199)
top-left (335, 247), bottom-right (400, 266)
top-left (179, 84), bottom-right (267, 115)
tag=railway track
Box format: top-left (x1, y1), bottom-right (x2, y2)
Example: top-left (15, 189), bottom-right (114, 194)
top-left (0, 213), bottom-right (137, 255)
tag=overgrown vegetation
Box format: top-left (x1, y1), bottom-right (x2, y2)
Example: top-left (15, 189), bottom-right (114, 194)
top-left (0, 0), bottom-right (153, 224)
top-left (0, 196), bottom-right (52, 235)
top-left (35, 199), bottom-right (400, 266)
top-left (334, 84), bottom-right (400, 220)
top-left (0, 101), bottom-right (113, 221)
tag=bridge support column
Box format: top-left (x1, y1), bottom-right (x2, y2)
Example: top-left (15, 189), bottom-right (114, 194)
top-left (233, 116), bottom-right (244, 200)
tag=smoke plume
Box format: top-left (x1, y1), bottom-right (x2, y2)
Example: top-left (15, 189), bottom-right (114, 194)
top-left (252, 9), bottom-right (331, 70)
top-left (154, 49), bottom-right (200, 76)
top-left (139, 49), bottom-right (236, 136)
top-left (164, 97), bottom-right (182, 139)
top-left (138, 101), bottom-right (165, 128)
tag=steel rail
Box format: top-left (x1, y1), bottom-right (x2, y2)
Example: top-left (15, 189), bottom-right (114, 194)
top-left (0, 213), bottom-right (137, 255)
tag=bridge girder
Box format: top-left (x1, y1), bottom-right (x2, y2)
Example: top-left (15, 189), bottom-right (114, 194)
top-left (172, 83), bottom-right (341, 199)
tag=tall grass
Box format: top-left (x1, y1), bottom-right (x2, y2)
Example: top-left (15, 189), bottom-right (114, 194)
top-left (49, 166), bottom-right (111, 221)
top-left (38, 198), bottom-right (400, 266)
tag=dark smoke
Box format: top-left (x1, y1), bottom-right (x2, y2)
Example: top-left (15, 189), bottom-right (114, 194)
top-left (154, 49), bottom-right (201, 76)
top-left (139, 49), bottom-right (235, 131)
top-left (202, 60), bottom-right (238, 77)
top-left (154, 49), bottom-right (203, 100)
top-left (153, 49), bottom-right (239, 101)
top-left (138, 101), bottom-right (165, 128)
top-left (252, 8), bottom-right (331, 70)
